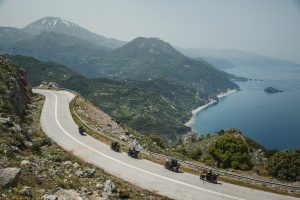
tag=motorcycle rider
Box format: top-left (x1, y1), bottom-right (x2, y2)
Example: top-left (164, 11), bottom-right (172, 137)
top-left (208, 169), bottom-right (213, 178)
top-left (131, 146), bottom-right (136, 153)
top-left (79, 126), bottom-right (84, 135)
top-left (171, 158), bottom-right (178, 167)
top-left (111, 141), bottom-right (120, 151)
top-left (128, 146), bottom-right (139, 158)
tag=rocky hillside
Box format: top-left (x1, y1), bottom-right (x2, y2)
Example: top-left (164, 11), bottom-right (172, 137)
top-left (0, 56), bottom-right (168, 199)
top-left (0, 55), bottom-right (32, 120)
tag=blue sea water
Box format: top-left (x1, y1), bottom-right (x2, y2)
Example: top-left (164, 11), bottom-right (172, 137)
top-left (189, 66), bottom-right (300, 150)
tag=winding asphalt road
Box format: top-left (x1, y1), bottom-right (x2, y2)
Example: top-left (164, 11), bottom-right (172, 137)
top-left (34, 89), bottom-right (297, 200)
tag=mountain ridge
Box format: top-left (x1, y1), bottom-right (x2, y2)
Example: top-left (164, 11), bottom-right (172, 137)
top-left (178, 47), bottom-right (300, 69)
top-left (7, 31), bottom-right (109, 73)
top-left (22, 16), bottom-right (125, 49)
top-left (87, 37), bottom-right (238, 96)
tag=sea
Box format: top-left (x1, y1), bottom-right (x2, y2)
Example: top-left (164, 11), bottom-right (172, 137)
top-left (189, 65), bottom-right (300, 150)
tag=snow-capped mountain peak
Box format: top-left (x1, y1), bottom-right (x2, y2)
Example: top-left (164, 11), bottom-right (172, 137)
top-left (40, 17), bottom-right (77, 28)
top-left (23, 17), bottom-right (82, 34)
top-left (22, 16), bottom-right (125, 49)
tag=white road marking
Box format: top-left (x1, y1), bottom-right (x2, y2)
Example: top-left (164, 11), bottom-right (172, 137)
top-left (51, 91), bottom-right (245, 200)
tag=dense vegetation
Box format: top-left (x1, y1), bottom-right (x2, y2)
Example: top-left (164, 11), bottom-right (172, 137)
top-left (7, 32), bottom-right (109, 73)
top-left (267, 149), bottom-right (300, 181)
top-left (10, 55), bottom-right (207, 139)
top-left (207, 135), bottom-right (253, 170)
top-left (87, 37), bottom-right (238, 96)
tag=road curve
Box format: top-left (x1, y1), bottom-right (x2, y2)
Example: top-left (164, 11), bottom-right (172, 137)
top-left (34, 89), bottom-right (297, 200)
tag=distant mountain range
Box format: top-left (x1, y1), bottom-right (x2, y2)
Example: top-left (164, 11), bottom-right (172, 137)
top-left (178, 48), bottom-right (300, 69)
top-left (0, 17), bottom-right (124, 72)
top-left (1, 17), bottom-right (299, 73)
top-left (0, 17), bottom-right (238, 97)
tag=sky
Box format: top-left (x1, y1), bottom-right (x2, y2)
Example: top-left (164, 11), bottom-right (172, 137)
top-left (1, 0), bottom-right (300, 64)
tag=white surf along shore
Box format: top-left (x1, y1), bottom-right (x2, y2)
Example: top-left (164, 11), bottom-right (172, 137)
top-left (185, 89), bottom-right (237, 126)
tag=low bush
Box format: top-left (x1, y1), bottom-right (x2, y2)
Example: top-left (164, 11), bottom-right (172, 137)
top-left (266, 148), bottom-right (300, 181)
top-left (208, 135), bottom-right (253, 170)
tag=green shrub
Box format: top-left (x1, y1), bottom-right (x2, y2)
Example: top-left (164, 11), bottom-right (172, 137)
top-left (31, 138), bottom-right (51, 154)
top-left (265, 149), bottom-right (279, 158)
top-left (217, 129), bottom-right (225, 135)
top-left (208, 135), bottom-right (253, 170)
top-left (176, 147), bottom-right (188, 156)
top-left (266, 149), bottom-right (300, 181)
top-left (31, 142), bottom-right (41, 154)
top-left (189, 147), bottom-right (202, 160)
top-left (58, 181), bottom-right (67, 189)
top-left (52, 155), bottom-right (63, 163)
top-left (5, 148), bottom-right (15, 159)
top-left (149, 134), bottom-right (166, 149)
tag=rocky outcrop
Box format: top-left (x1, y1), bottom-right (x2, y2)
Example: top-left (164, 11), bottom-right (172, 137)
top-left (0, 55), bottom-right (32, 120)
top-left (75, 168), bottom-right (96, 178)
top-left (19, 187), bottom-right (33, 197)
top-left (55, 189), bottom-right (81, 200)
top-left (0, 167), bottom-right (21, 188)
top-left (102, 179), bottom-right (117, 199)
top-left (38, 81), bottom-right (61, 90)
top-left (43, 194), bottom-right (58, 200)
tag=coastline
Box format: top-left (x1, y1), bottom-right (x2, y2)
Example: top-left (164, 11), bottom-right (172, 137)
top-left (185, 89), bottom-right (237, 126)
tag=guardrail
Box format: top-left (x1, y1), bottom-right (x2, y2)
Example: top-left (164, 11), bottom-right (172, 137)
top-left (55, 87), bottom-right (300, 191)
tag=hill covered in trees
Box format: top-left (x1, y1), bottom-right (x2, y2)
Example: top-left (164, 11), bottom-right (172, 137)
top-left (10, 55), bottom-right (208, 140)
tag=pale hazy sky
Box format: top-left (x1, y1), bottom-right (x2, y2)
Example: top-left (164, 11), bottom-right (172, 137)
top-left (1, 0), bottom-right (300, 64)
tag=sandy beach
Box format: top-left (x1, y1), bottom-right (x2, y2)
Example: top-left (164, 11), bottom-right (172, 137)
top-left (185, 89), bottom-right (237, 126)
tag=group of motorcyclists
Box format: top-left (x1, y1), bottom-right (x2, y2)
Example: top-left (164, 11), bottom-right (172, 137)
top-left (112, 139), bottom-right (218, 182)
top-left (78, 125), bottom-right (218, 183)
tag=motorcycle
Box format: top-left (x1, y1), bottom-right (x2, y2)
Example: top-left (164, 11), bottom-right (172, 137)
top-left (128, 146), bottom-right (139, 159)
top-left (200, 170), bottom-right (218, 183)
top-left (165, 158), bottom-right (180, 172)
top-left (111, 141), bottom-right (120, 152)
top-left (79, 126), bottom-right (85, 135)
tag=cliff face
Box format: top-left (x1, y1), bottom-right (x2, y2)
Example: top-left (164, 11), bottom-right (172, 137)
top-left (0, 55), bottom-right (32, 120)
